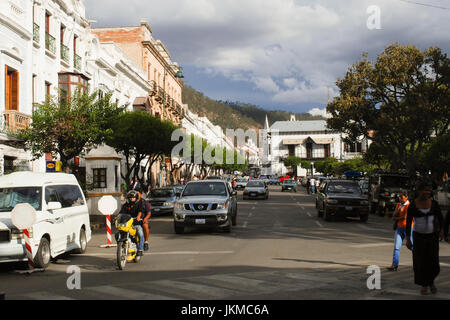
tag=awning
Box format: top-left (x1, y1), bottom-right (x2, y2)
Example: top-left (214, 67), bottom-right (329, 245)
top-left (282, 138), bottom-right (305, 145)
top-left (311, 138), bottom-right (334, 145)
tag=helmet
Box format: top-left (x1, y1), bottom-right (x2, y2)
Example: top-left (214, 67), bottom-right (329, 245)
top-left (127, 190), bottom-right (139, 203)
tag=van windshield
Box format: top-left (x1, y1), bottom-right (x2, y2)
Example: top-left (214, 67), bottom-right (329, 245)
top-left (0, 187), bottom-right (42, 211)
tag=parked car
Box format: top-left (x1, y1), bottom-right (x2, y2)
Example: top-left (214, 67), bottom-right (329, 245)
top-left (147, 187), bottom-right (177, 215)
top-left (235, 178), bottom-right (248, 190)
top-left (0, 172), bottom-right (91, 268)
top-left (269, 176), bottom-right (280, 185)
top-left (173, 180), bottom-right (238, 234)
top-left (279, 175), bottom-right (292, 184)
top-left (206, 176), bottom-right (223, 180)
top-left (259, 175), bottom-right (270, 185)
top-left (368, 173), bottom-right (410, 216)
top-left (316, 179), bottom-right (369, 222)
top-left (281, 179), bottom-right (297, 192)
top-left (243, 180), bottom-right (269, 200)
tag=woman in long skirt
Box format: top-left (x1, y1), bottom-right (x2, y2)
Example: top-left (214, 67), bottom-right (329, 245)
top-left (406, 181), bottom-right (444, 295)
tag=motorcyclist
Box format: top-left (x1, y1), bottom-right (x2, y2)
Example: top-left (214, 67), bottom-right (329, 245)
top-left (137, 188), bottom-right (151, 251)
top-left (119, 190), bottom-right (145, 256)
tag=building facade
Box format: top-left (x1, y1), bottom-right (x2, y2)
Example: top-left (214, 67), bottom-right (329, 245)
top-left (265, 116), bottom-right (369, 177)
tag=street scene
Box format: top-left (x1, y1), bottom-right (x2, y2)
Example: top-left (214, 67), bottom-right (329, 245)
top-left (0, 0), bottom-right (449, 310)
top-left (1, 184), bottom-right (449, 301)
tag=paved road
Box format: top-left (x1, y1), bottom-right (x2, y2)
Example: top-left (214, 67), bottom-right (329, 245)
top-left (1, 185), bottom-right (449, 300)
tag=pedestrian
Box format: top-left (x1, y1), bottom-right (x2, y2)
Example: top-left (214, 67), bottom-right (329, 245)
top-left (406, 180), bottom-right (444, 295)
top-left (387, 191), bottom-right (412, 271)
top-left (306, 178), bottom-right (310, 194)
top-left (310, 177), bottom-right (316, 194)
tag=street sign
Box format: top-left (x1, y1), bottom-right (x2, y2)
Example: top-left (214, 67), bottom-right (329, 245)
top-left (11, 203), bottom-right (37, 230)
top-left (98, 195), bottom-right (118, 216)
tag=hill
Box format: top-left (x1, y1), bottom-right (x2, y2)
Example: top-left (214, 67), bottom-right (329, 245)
top-left (182, 85), bottom-right (325, 130)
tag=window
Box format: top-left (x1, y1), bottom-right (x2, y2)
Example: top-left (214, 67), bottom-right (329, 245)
top-left (5, 66), bottom-right (19, 111)
top-left (288, 145), bottom-right (295, 157)
top-left (114, 165), bottom-right (118, 189)
top-left (93, 168), bottom-right (107, 188)
top-left (54, 185), bottom-right (85, 208)
top-left (45, 81), bottom-right (51, 99)
top-left (45, 186), bottom-right (59, 204)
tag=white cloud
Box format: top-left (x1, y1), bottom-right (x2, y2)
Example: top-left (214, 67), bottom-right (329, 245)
top-left (85, 0), bottom-right (450, 109)
top-left (308, 107), bottom-right (332, 119)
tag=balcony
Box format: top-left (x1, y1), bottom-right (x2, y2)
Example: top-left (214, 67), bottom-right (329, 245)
top-left (74, 53), bottom-right (81, 70)
top-left (2, 110), bottom-right (31, 135)
top-left (60, 44), bottom-right (69, 64)
top-left (33, 23), bottom-right (40, 43)
top-left (45, 32), bottom-right (56, 54)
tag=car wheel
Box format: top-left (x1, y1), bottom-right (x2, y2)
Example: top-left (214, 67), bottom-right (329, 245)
top-left (174, 222), bottom-right (184, 234)
top-left (222, 220), bottom-right (231, 233)
top-left (34, 237), bottom-right (51, 269)
top-left (232, 211), bottom-right (237, 226)
top-left (73, 228), bottom-right (87, 254)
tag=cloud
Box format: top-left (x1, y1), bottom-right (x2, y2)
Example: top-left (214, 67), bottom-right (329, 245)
top-left (84, 0), bottom-right (450, 112)
top-left (308, 108), bottom-right (332, 119)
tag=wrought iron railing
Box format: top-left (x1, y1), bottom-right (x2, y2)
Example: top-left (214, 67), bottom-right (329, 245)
top-left (74, 53), bottom-right (81, 70)
top-left (33, 23), bottom-right (40, 43)
top-left (45, 32), bottom-right (56, 53)
top-left (60, 44), bottom-right (69, 63)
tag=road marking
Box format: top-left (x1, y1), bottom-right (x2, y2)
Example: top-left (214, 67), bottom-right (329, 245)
top-left (81, 251), bottom-right (235, 257)
top-left (148, 279), bottom-right (235, 299)
top-left (306, 212), bottom-right (312, 217)
top-left (248, 211), bottom-right (253, 218)
top-left (89, 285), bottom-right (176, 300)
top-left (243, 221), bottom-right (248, 228)
top-left (251, 206), bottom-right (255, 210)
top-left (315, 221), bottom-right (323, 228)
top-left (22, 291), bottom-right (75, 300)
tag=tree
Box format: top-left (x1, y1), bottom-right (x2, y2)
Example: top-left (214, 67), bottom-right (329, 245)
top-left (106, 111), bottom-right (178, 186)
top-left (20, 89), bottom-right (123, 171)
top-left (417, 133), bottom-right (450, 177)
top-left (327, 44), bottom-right (450, 176)
top-left (284, 156), bottom-right (302, 172)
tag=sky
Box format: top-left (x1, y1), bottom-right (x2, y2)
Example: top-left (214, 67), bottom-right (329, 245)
top-left (84, 0), bottom-right (450, 117)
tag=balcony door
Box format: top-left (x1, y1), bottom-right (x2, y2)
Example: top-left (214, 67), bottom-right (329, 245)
top-left (5, 66), bottom-right (19, 111)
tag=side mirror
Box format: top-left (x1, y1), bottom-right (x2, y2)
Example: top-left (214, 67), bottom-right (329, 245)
top-left (47, 201), bottom-right (62, 210)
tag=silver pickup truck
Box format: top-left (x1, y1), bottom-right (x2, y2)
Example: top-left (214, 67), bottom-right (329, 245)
top-left (173, 180), bottom-right (238, 234)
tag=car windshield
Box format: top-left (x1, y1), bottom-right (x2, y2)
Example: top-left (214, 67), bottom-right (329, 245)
top-left (247, 181), bottom-right (265, 187)
top-left (0, 187), bottom-right (42, 211)
top-left (183, 182), bottom-right (228, 196)
top-left (283, 180), bottom-right (295, 184)
top-left (327, 183), bottom-right (361, 194)
top-left (381, 176), bottom-right (409, 188)
top-left (150, 189), bottom-right (174, 198)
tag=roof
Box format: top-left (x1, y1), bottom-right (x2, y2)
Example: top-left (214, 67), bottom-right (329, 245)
top-left (0, 172), bottom-right (79, 187)
top-left (270, 120), bottom-right (329, 132)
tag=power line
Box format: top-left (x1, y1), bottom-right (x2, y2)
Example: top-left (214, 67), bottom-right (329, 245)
top-left (398, 0), bottom-right (450, 11)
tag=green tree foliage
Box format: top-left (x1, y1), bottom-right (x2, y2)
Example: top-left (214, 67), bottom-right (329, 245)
top-left (106, 111), bottom-right (178, 185)
top-left (327, 44), bottom-right (450, 175)
top-left (20, 89), bottom-right (123, 170)
top-left (284, 156), bottom-right (302, 169)
top-left (417, 133), bottom-right (450, 177)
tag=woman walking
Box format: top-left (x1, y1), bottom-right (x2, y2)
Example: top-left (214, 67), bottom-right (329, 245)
top-left (406, 181), bottom-right (444, 295)
top-left (387, 191), bottom-right (411, 271)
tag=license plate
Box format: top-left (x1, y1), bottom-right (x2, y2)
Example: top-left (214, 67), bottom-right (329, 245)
top-left (250, 193), bottom-right (256, 197)
top-left (154, 208), bottom-right (160, 212)
top-left (195, 219), bottom-right (206, 224)
top-left (345, 206), bottom-right (353, 211)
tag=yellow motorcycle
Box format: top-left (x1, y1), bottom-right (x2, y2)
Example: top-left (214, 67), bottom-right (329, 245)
top-left (114, 214), bottom-right (142, 270)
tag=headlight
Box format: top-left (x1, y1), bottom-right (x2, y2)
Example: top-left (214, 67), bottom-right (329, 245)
top-left (326, 199), bottom-right (338, 204)
top-left (175, 202), bottom-right (184, 210)
top-left (360, 200), bottom-right (369, 205)
top-left (163, 202), bottom-right (174, 207)
top-left (10, 229), bottom-right (24, 240)
top-left (217, 202), bottom-right (228, 210)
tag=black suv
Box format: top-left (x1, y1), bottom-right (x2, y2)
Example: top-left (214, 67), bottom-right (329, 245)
top-left (316, 179), bottom-right (369, 222)
top-left (368, 173), bottom-right (410, 216)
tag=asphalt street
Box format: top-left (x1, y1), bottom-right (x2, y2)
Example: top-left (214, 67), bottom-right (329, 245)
top-left (1, 185), bottom-right (450, 300)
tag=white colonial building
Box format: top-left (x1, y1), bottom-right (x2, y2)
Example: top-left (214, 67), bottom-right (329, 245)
top-left (264, 115), bottom-right (369, 177)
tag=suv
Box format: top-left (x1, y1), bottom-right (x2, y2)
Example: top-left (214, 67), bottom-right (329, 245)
top-left (146, 187), bottom-right (177, 216)
top-left (368, 173), bottom-right (410, 216)
top-left (173, 180), bottom-right (238, 234)
top-left (0, 172), bottom-right (91, 268)
top-left (316, 179), bottom-right (369, 222)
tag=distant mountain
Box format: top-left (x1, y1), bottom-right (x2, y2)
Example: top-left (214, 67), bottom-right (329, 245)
top-left (182, 85), bottom-right (325, 130)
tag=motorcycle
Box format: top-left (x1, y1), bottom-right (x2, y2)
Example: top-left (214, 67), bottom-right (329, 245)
top-left (114, 214), bottom-right (142, 270)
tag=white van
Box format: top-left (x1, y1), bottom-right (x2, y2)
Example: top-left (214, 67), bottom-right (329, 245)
top-left (0, 172), bottom-right (91, 268)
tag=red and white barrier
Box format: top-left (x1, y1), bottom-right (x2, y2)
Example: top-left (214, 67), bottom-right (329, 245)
top-left (23, 229), bottom-right (34, 269)
top-left (106, 215), bottom-right (112, 246)
top-left (98, 196), bottom-right (118, 248)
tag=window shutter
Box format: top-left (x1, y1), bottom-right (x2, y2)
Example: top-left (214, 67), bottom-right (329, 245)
top-left (11, 71), bottom-right (19, 111)
top-left (5, 66), bottom-right (11, 110)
